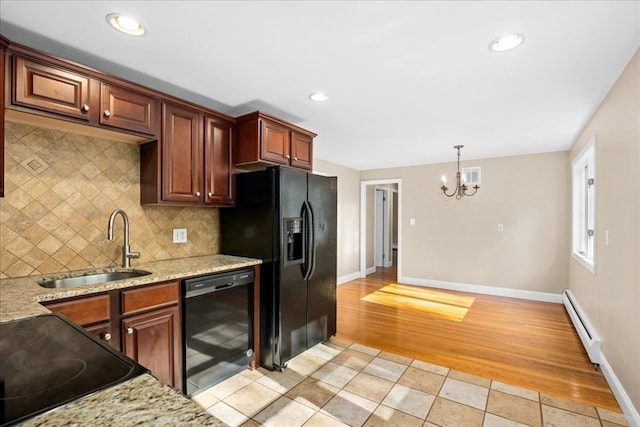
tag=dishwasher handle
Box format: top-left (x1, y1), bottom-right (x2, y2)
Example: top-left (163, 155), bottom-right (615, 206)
top-left (184, 269), bottom-right (254, 299)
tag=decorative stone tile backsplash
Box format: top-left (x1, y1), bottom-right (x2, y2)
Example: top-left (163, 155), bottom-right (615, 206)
top-left (1, 121), bottom-right (220, 279)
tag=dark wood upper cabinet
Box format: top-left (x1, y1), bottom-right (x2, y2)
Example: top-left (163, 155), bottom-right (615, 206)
top-left (140, 103), bottom-right (235, 207)
top-left (10, 55), bottom-right (159, 137)
top-left (260, 118), bottom-right (290, 165)
top-left (161, 103), bottom-right (202, 203)
top-left (3, 38), bottom-right (316, 205)
top-left (234, 111), bottom-right (315, 171)
top-left (12, 56), bottom-right (93, 121)
top-left (290, 130), bottom-right (313, 170)
top-left (204, 116), bottom-right (234, 206)
top-left (100, 83), bottom-right (159, 135)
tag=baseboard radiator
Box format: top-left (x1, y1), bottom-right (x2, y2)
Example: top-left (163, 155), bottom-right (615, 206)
top-left (562, 289), bottom-right (601, 365)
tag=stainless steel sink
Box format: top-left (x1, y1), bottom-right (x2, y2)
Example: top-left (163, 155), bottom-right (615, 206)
top-left (39, 270), bottom-right (151, 289)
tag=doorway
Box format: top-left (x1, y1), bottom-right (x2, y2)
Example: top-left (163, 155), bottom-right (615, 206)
top-left (360, 179), bottom-right (402, 280)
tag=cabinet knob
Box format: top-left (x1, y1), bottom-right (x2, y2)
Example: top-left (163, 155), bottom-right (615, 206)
top-left (127, 327), bottom-right (134, 335)
top-left (101, 332), bottom-right (112, 341)
top-left (208, 192), bottom-right (213, 197)
top-left (285, 155), bottom-right (290, 159)
top-left (103, 110), bottom-right (111, 118)
top-left (195, 191), bottom-right (201, 197)
top-left (81, 104), bottom-right (90, 113)
top-left (294, 157), bottom-right (298, 161)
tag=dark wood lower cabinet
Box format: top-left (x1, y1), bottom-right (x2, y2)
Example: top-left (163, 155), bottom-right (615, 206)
top-left (44, 293), bottom-right (114, 346)
top-left (42, 281), bottom-right (183, 392)
top-left (84, 322), bottom-right (114, 347)
top-left (122, 305), bottom-right (182, 391)
top-left (44, 293), bottom-right (110, 327)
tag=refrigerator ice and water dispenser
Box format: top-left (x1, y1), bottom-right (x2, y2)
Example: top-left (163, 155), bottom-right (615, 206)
top-left (284, 217), bottom-right (304, 264)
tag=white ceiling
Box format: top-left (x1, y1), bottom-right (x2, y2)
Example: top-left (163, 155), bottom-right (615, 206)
top-left (1, 1), bottom-right (639, 170)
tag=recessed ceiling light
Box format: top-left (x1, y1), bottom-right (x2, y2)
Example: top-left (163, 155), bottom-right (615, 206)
top-left (106, 13), bottom-right (146, 36)
top-left (489, 33), bottom-right (524, 52)
top-left (308, 92), bottom-right (329, 102)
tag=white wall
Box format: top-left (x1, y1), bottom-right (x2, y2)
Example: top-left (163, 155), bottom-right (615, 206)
top-left (568, 48), bottom-right (640, 422)
top-left (361, 151), bottom-right (570, 295)
top-left (313, 159), bottom-right (361, 283)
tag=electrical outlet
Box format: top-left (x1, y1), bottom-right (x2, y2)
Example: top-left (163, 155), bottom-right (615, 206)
top-left (173, 228), bottom-right (187, 243)
top-left (497, 224), bottom-right (504, 232)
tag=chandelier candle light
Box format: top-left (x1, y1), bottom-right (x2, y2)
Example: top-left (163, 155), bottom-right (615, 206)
top-left (440, 145), bottom-right (480, 200)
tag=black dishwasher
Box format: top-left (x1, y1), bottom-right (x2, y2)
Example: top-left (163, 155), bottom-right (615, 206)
top-left (183, 268), bottom-right (254, 397)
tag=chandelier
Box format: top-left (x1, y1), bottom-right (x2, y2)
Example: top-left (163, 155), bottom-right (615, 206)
top-left (440, 145), bottom-right (480, 199)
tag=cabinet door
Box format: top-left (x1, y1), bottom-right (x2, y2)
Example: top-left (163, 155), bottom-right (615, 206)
top-left (204, 116), bottom-right (234, 206)
top-left (13, 56), bottom-right (92, 121)
top-left (85, 322), bottom-right (115, 348)
top-left (122, 306), bottom-right (182, 390)
top-left (44, 294), bottom-right (116, 349)
top-left (100, 84), bottom-right (159, 135)
top-left (290, 131), bottom-right (313, 170)
top-left (260, 118), bottom-right (290, 165)
top-left (161, 103), bottom-right (202, 203)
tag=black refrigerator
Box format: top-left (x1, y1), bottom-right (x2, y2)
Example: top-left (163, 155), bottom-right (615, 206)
top-left (220, 166), bottom-right (337, 371)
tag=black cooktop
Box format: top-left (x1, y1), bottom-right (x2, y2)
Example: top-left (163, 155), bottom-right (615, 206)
top-left (0, 314), bottom-right (148, 426)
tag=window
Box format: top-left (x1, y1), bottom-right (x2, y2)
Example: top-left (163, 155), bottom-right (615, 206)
top-left (462, 167), bottom-right (481, 185)
top-left (572, 136), bottom-right (596, 273)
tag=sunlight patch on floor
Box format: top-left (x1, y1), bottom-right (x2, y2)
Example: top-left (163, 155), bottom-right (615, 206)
top-left (361, 283), bottom-right (475, 321)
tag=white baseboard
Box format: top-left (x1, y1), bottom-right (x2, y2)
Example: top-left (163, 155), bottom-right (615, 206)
top-left (600, 353), bottom-right (640, 427)
top-left (366, 266), bottom-right (376, 276)
top-left (398, 276), bottom-right (563, 303)
top-left (337, 271), bottom-right (361, 286)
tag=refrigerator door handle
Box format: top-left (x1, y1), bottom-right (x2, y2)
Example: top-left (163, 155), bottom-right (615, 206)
top-left (307, 201), bottom-right (317, 280)
top-left (301, 201), bottom-right (316, 280)
top-left (301, 201), bottom-right (309, 279)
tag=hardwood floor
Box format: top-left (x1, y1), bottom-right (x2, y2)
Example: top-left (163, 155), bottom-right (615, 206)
top-left (335, 256), bottom-right (620, 411)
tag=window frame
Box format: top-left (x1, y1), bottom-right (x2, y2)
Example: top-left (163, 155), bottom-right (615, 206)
top-left (571, 136), bottom-right (596, 274)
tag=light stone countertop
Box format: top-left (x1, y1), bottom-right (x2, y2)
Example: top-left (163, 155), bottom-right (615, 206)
top-left (22, 374), bottom-right (224, 427)
top-left (0, 253), bottom-right (262, 426)
top-left (0, 253), bottom-right (261, 322)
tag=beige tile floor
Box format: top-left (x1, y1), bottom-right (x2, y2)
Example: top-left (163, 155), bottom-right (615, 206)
top-left (192, 338), bottom-right (629, 427)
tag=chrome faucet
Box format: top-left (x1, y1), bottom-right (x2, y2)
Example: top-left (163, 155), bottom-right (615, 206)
top-left (107, 209), bottom-right (140, 268)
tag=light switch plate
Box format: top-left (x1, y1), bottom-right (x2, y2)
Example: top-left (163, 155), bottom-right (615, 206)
top-left (173, 228), bottom-right (187, 243)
